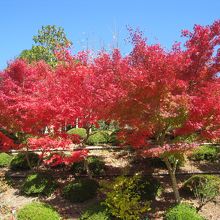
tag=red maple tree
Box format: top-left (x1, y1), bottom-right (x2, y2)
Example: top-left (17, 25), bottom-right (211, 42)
top-left (95, 21), bottom-right (220, 202)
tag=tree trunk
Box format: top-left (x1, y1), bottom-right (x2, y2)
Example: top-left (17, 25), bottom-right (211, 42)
top-left (25, 150), bottom-right (32, 170)
top-left (83, 126), bottom-right (92, 178)
top-left (84, 159), bottom-right (92, 179)
top-left (163, 157), bottom-right (181, 203)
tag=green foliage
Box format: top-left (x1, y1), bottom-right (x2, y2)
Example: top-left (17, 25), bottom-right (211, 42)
top-left (33, 25), bottom-right (72, 52)
top-left (67, 128), bottom-right (87, 139)
top-left (101, 174), bottom-right (154, 220)
top-left (88, 156), bottom-right (105, 175)
top-left (17, 202), bottom-right (61, 220)
top-left (67, 128), bottom-right (113, 145)
top-left (97, 120), bottom-right (119, 132)
top-left (165, 203), bottom-right (204, 220)
top-left (20, 45), bottom-right (56, 66)
top-left (71, 160), bottom-right (86, 175)
top-left (63, 178), bottom-right (99, 203)
top-left (87, 131), bottom-right (111, 145)
top-left (0, 153), bottom-right (13, 167)
top-left (188, 145), bottom-right (219, 161)
top-left (182, 174), bottom-right (220, 205)
top-left (79, 203), bottom-right (111, 220)
top-left (71, 156), bottom-right (105, 176)
top-left (149, 153), bottom-right (185, 169)
top-left (19, 25), bottom-right (72, 66)
top-left (10, 152), bottom-right (39, 171)
top-left (21, 172), bottom-right (57, 196)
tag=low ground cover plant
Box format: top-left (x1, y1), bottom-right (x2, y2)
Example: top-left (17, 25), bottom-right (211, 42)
top-left (17, 202), bottom-right (61, 220)
top-left (165, 203), bottom-right (205, 220)
top-left (182, 174), bottom-right (220, 205)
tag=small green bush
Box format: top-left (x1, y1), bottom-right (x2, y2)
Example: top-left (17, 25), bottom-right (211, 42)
top-left (67, 128), bottom-right (112, 145)
top-left (0, 153), bottom-right (13, 167)
top-left (188, 145), bottom-right (219, 161)
top-left (102, 174), bottom-right (153, 220)
top-left (17, 202), bottom-right (60, 220)
top-left (182, 174), bottom-right (220, 205)
top-left (165, 203), bottom-right (204, 220)
top-left (21, 173), bottom-right (57, 196)
top-left (10, 152), bottom-right (39, 171)
top-left (67, 128), bottom-right (87, 138)
top-left (63, 178), bottom-right (99, 203)
top-left (71, 156), bottom-right (105, 176)
top-left (79, 203), bottom-right (111, 220)
top-left (87, 131), bottom-right (110, 145)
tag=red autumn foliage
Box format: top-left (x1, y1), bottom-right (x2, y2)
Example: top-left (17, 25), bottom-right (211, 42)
top-left (92, 21), bottom-right (220, 157)
top-left (0, 20), bottom-right (220, 165)
top-left (0, 131), bottom-right (17, 151)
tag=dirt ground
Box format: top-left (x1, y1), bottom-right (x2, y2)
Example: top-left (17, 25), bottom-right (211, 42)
top-left (0, 150), bottom-right (220, 220)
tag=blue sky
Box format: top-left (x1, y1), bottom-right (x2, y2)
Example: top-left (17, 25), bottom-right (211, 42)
top-left (0, 0), bottom-right (220, 70)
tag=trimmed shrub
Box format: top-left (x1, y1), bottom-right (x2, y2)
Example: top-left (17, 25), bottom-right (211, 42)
top-left (79, 203), bottom-right (111, 220)
top-left (21, 173), bottom-right (57, 196)
top-left (17, 202), bottom-right (60, 220)
top-left (71, 156), bottom-right (105, 176)
top-left (101, 174), bottom-right (154, 220)
top-left (165, 203), bottom-right (204, 220)
top-left (188, 145), bottom-right (219, 161)
top-left (67, 128), bottom-right (112, 145)
top-left (87, 131), bottom-right (110, 145)
top-left (10, 152), bottom-right (39, 170)
top-left (63, 178), bottom-right (99, 203)
top-left (67, 128), bottom-right (87, 139)
top-left (182, 174), bottom-right (220, 205)
top-left (0, 153), bottom-right (13, 167)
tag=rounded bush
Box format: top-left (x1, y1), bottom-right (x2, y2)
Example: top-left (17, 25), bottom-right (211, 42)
top-left (0, 153), bottom-right (13, 167)
top-left (188, 145), bottom-right (219, 161)
top-left (67, 128), bottom-right (112, 145)
top-left (67, 128), bottom-right (87, 139)
top-left (80, 203), bottom-right (111, 220)
top-left (87, 131), bottom-right (110, 145)
top-left (71, 156), bottom-right (105, 176)
top-left (21, 173), bottom-right (57, 196)
top-left (182, 174), bottom-right (220, 204)
top-left (17, 202), bottom-right (60, 220)
top-left (62, 178), bottom-right (99, 203)
top-left (165, 203), bottom-right (204, 220)
top-left (10, 152), bottom-right (39, 171)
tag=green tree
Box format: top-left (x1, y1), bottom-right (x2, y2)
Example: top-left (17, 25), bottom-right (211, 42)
top-left (19, 25), bottom-right (72, 66)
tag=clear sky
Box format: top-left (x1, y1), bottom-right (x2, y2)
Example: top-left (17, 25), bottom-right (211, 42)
top-left (0, 0), bottom-right (220, 70)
